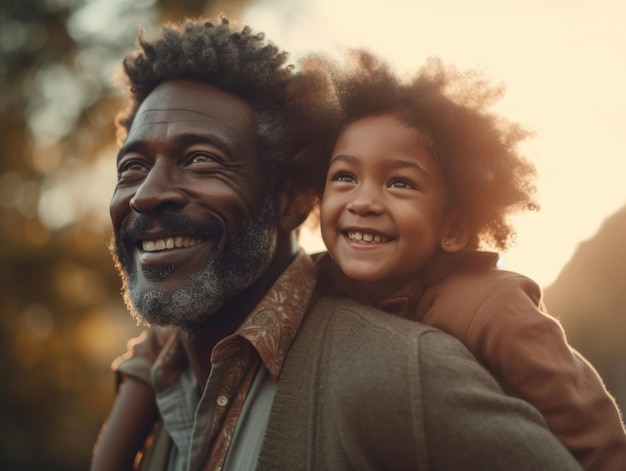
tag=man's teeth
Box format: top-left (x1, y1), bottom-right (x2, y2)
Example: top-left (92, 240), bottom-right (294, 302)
top-left (142, 237), bottom-right (202, 252)
top-left (347, 231), bottom-right (389, 243)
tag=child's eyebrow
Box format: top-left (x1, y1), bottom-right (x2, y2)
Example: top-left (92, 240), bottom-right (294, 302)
top-left (329, 153), bottom-right (356, 165)
top-left (389, 160), bottom-right (432, 181)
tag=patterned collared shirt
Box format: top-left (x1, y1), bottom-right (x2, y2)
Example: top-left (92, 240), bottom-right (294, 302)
top-left (115, 250), bottom-right (317, 471)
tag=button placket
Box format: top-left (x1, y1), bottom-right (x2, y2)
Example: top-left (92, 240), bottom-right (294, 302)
top-left (216, 395), bottom-right (228, 407)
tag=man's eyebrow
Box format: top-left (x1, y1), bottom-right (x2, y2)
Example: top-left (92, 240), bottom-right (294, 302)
top-left (173, 132), bottom-right (236, 154)
top-left (117, 140), bottom-right (142, 163)
top-left (116, 131), bottom-right (236, 163)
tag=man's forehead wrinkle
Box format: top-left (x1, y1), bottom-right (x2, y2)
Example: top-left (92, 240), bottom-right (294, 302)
top-left (140, 107), bottom-right (216, 116)
top-left (136, 108), bottom-right (224, 124)
top-left (131, 119), bottom-right (213, 130)
top-left (131, 111), bottom-right (238, 142)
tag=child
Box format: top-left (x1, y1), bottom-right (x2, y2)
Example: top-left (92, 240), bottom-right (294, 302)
top-left (314, 51), bottom-right (626, 470)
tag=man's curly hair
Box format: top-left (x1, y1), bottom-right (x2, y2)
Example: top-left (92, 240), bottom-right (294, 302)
top-left (328, 51), bottom-right (539, 251)
top-left (115, 17), bottom-right (337, 201)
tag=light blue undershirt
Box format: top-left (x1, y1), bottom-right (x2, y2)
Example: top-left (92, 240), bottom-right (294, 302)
top-left (222, 366), bottom-right (276, 471)
top-left (156, 364), bottom-right (276, 471)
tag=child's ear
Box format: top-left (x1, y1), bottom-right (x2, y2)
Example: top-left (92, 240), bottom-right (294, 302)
top-left (441, 214), bottom-right (470, 253)
top-left (277, 186), bottom-right (317, 233)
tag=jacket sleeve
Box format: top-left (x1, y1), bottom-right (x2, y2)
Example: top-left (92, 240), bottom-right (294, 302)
top-left (417, 328), bottom-right (584, 470)
top-left (112, 326), bottom-right (176, 389)
top-left (463, 274), bottom-right (626, 470)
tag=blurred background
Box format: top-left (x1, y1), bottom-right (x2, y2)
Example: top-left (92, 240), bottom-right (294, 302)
top-left (0, 0), bottom-right (624, 469)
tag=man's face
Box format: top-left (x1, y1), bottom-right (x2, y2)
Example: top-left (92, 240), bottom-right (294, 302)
top-left (110, 80), bottom-right (277, 327)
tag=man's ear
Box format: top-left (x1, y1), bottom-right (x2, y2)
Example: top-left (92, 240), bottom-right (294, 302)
top-left (441, 214), bottom-right (470, 253)
top-left (277, 188), bottom-right (316, 233)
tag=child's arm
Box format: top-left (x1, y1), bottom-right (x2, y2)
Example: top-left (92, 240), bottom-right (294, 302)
top-left (451, 272), bottom-right (626, 469)
top-left (91, 376), bottom-right (158, 471)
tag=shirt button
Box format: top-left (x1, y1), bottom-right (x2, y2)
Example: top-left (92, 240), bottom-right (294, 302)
top-left (217, 395), bottom-right (228, 407)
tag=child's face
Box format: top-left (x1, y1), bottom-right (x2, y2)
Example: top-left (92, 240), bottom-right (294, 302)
top-left (320, 114), bottom-right (453, 300)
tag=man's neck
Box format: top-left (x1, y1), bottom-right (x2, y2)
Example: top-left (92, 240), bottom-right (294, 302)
top-left (181, 232), bottom-right (299, 390)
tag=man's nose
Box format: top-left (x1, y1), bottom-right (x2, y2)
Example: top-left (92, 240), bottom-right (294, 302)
top-left (129, 164), bottom-right (187, 214)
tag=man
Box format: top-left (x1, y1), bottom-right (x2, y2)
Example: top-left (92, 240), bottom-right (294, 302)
top-left (92, 17), bottom-right (582, 470)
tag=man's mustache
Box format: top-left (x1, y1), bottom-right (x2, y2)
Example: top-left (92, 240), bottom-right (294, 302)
top-left (119, 213), bottom-right (223, 246)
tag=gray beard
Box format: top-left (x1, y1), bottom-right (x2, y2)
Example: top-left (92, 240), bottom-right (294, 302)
top-left (118, 200), bottom-right (278, 329)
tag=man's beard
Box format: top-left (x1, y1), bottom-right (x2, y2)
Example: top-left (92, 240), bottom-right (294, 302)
top-left (111, 198), bottom-right (278, 329)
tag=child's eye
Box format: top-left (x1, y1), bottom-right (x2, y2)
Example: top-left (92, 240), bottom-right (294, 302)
top-left (330, 172), bottom-right (357, 184)
top-left (388, 178), bottom-right (416, 189)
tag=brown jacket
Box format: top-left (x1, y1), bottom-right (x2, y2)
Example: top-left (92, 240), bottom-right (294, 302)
top-left (317, 251), bottom-right (626, 470)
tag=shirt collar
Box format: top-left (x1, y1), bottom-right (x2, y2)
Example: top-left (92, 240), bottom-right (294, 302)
top-left (235, 249), bottom-right (317, 381)
top-left (151, 250), bottom-right (317, 390)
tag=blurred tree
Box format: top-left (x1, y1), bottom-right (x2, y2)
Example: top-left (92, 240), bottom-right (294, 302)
top-left (0, 0), bottom-right (257, 469)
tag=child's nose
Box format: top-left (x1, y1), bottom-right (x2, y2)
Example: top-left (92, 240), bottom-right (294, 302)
top-left (347, 192), bottom-right (384, 217)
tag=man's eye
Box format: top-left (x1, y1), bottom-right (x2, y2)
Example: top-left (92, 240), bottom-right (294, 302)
top-left (189, 152), bottom-right (221, 164)
top-left (118, 160), bottom-right (147, 177)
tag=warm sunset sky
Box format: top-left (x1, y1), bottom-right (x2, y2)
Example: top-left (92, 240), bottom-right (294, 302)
top-left (243, 0), bottom-right (626, 287)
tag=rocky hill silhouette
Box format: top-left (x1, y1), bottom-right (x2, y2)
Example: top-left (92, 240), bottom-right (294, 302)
top-left (544, 204), bottom-right (626, 414)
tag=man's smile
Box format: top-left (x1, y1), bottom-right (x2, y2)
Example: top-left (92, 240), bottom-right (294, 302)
top-left (141, 236), bottom-right (204, 252)
top-left (120, 213), bottom-right (224, 266)
top-left (135, 236), bottom-right (215, 266)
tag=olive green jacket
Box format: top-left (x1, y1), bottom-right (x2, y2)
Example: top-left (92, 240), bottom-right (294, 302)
top-left (141, 295), bottom-right (582, 470)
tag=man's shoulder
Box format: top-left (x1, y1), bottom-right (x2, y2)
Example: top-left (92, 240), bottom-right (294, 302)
top-left (288, 295), bottom-right (509, 440)
top-left (309, 294), bottom-right (437, 333)
top-left (304, 294), bottom-right (475, 360)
